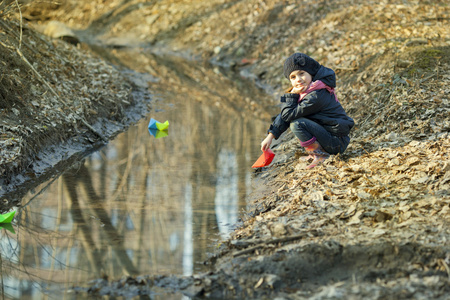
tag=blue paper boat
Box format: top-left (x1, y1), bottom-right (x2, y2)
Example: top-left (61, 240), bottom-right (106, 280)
top-left (148, 118), bottom-right (169, 131)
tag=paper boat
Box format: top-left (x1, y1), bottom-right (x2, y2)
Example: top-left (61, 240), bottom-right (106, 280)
top-left (0, 223), bottom-right (15, 234)
top-left (148, 118), bottom-right (169, 131)
top-left (0, 211), bottom-right (15, 223)
top-left (148, 128), bottom-right (169, 139)
top-left (252, 149), bottom-right (275, 168)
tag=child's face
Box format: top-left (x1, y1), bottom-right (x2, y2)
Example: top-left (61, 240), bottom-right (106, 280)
top-left (289, 70), bottom-right (312, 93)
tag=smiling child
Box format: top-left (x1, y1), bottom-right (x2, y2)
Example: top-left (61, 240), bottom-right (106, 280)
top-left (261, 53), bottom-right (354, 169)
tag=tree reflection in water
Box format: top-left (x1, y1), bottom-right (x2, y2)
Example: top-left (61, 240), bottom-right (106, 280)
top-left (0, 49), bottom-right (274, 298)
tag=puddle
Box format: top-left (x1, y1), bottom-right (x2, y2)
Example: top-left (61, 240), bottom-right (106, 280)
top-left (0, 48), bottom-right (275, 298)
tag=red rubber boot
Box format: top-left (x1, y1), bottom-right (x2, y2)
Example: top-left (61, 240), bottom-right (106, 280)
top-left (304, 141), bottom-right (330, 169)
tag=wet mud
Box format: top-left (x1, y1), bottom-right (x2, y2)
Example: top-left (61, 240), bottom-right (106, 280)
top-left (74, 241), bottom-right (449, 299)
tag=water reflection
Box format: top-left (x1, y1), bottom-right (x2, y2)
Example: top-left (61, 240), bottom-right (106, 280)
top-left (215, 149), bottom-right (239, 239)
top-left (0, 49), bottom-right (274, 298)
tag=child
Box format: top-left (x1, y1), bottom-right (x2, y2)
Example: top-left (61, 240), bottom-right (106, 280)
top-left (261, 53), bottom-right (354, 169)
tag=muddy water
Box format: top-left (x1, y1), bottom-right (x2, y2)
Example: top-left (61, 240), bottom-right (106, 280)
top-left (0, 49), bottom-right (275, 298)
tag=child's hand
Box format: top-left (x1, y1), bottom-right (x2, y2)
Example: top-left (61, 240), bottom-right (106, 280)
top-left (261, 134), bottom-right (274, 151)
top-left (290, 87), bottom-right (302, 94)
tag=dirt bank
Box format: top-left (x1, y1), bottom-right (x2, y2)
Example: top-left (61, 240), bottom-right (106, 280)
top-left (0, 4), bottom-right (154, 203)
top-left (1, 0), bottom-right (449, 299)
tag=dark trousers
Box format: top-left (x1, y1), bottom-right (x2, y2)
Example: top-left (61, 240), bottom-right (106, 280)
top-left (290, 117), bottom-right (350, 155)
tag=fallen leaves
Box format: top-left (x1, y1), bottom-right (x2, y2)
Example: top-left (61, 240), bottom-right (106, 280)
top-left (238, 131), bottom-right (449, 260)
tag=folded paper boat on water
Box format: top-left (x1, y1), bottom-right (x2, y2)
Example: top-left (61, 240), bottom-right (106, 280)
top-left (0, 223), bottom-right (15, 234)
top-left (0, 211), bottom-right (15, 223)
top-left (252, 149), bottom-right (275, 168)
top-left (148, 118), bottom-right (169, 131)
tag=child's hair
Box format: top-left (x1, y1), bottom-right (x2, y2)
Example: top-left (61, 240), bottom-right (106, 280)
top-left (285, 86), bottom-right (294, 93)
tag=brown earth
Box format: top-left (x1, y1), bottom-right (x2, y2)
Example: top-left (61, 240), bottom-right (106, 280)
top-left (1, 0), bottom-right (449, 299)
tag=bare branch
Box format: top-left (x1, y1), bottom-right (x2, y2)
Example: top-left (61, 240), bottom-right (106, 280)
top-left (14, 0), bottom-right (22, 49)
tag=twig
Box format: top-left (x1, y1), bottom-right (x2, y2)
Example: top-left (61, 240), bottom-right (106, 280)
top-left (0, 20), bottom-right (39, 57)
top-left (419, 74), bottom-right (434, 84)
top-left (15, 48), bottom-right (60, 98)
top-left (80, 119), bottom-right (107, 142)
top-left (232, 233), bottom-right (310, 257)
top-left (440, 259), bottom-right (450, 281)
top-left (335, 66), bottom-right (358, 71)
top-left (233, 244), bottom-right (265, 257)
top-left (14, 0), bottom-right (22, 49)
top-left (0, 40), bottom-right (14, 50)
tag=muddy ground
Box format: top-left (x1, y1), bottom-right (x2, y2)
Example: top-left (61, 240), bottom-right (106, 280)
top-left (1, 0), bottom-right (449, 299)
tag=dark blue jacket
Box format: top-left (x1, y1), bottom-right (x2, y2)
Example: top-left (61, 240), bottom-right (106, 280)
top-left (268, 66), bottom-right (354, 139)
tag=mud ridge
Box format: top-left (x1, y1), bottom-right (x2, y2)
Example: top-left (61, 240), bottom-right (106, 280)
top-left (73, 241), bottom-right (449, 299)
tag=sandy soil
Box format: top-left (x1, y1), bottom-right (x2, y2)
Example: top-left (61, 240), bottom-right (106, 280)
top-left (1, 0), bottom-right (449, 298)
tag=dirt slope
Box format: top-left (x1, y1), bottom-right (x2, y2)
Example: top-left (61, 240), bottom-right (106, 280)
top-left (0, 2), bottom-right (154, 201)
top-left (1, 0), bottom-right (449, 298)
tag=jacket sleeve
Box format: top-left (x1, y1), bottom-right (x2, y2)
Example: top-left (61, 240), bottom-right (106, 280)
top-left (268, 113), bottom-right (290, 139)
top-left (280, 90), bottom-right (326, 122)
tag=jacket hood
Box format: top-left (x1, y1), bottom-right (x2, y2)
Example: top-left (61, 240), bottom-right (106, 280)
top-left (313, 66), bottom-right (336, 88)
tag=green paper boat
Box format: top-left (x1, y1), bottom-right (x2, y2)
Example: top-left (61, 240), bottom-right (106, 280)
top-left (156, 121), bottom-right (169, 131)
top-left (0, 211), bottom-right (16, 223)
top-left (0, 223), bottom-right (15, 234)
